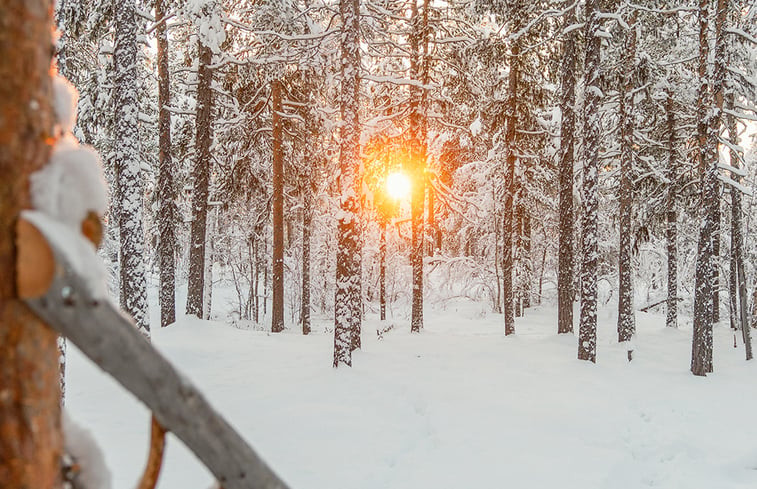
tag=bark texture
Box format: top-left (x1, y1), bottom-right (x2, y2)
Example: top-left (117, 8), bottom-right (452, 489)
top-left (692, 0), bottom-right (726, 375)
top-left (409, 0), bottom-right (429, 333)
top-left (301, 192), bottom-right (312, 335)
top-left (156, 0), bottom-right (176, 328)
top-left (502, 36), bottom-right (521, 336)
top-left (578, 0), bottom-right (601, 363)
top-left (665, 90), bottom-right (678, 329)
top-left (271, 80), bottom-right (285, 333)
top-left (186, 41), bottom-right (213, 317)
top-left (557, 7), bottom-right (576, 334)
top-left (114, 0), bottom-right (149, 334)
top-left (726, 93), bottom-right (752, 360)
top-left (0, 1), bottom-right (63, 487)
top-left (333, 0), bottom-right (361, 367)
top-left (617, 17), bottom-right (636, 358)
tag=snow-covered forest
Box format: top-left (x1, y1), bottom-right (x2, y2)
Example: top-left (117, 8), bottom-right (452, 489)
top-left (2, 0), bottom-right (757, 488)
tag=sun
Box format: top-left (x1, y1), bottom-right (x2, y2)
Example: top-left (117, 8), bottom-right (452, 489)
top-left (386, 171), bottom-right (411, 200)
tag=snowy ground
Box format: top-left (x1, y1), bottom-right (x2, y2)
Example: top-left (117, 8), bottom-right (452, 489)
top-left (66, 298), bottom-right (757, 489)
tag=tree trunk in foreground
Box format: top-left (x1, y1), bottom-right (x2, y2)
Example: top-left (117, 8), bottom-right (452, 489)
top-left (0, 1), bottom-right (63, 487)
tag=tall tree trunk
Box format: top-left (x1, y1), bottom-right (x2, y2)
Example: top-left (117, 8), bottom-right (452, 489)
top-left (301, 192), bottom-right (312, 335)
top-left (726, 92), bottom-right (752, 360)
top-left (665, 89), bottom-right (678, 329)
top-left (713, 200), bottom-right (721, 323)
top-left (186, 40), bottom-right (213, 318)
top-left (380, 218), bottom-right (387, 321)
top-left (494, 205), bottom-right (503, 314)
top-left (271, 79), bottom-right (285, 333)
top-left (502, 39), bottom-right (520, 336)
top-left (692, 0), bottom-right (727, 375)
top-left (617, 15), bottom-right (636, 360)
top-left (155, 0), bottom-right (175, 328)
top-left (0, 1), bottom-right (63, 486)
top-left (557, 1), bottom-right (577, 334)
top-left (729, 215), bottom-right (738, 331)
top-left (409, 0), bottom-right (429, 333)
top-left (333, 0), bottom-right (361, 367)
top-left (253, 237), bottom-right (260, 323)
top-left (114, 0), bottom-right (149, 335)
top-left (578, 0), bottom-right (601, 363)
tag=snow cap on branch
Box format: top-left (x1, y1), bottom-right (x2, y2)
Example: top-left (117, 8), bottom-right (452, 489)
top-left (31, 142), bottom-right (108, 227)
top-left (53, 74), bottom-right (79, 134)
top-left (186, 0), bottom-right (226, 53)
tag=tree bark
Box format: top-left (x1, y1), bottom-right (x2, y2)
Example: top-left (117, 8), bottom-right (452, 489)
top-left (186, 40), bottom-right (213, 318)
top-left (409, 0), bottom-right (429, 334)
top-left (155, 0), bottom-right (175, 328)
top-left (114, 0), bottom-right (149, 334)
top-left (301, 192), bottom-right (312, 335)
top-left (665, 89), bottom-right (678, 329)
top-left (0, 1), bottom-right (63, 487)
top-left (692, 0), bottom-right (727, 375)
top-left (502, 37), bottom-right (520, 336)
top-left (617, 15), bottom-right (636, 359)
top-left (271, 79), bottom-right (285, 333)
top-left (333, 0), bottom-right (361, 367)
top-left (578, 0), bottom-right (601, 363)
top-left (726, 92), bottom-right (752, 360)
top-left (380, 218), bottom-right (387, 321)
top-left (557, 1), bottom-right (576, 335)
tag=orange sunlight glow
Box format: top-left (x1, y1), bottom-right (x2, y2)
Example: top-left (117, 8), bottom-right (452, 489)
top-left (386, 171), bottom-right (411, 200)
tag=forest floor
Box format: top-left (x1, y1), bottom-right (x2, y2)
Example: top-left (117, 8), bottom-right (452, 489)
top-left (67, 295), bottom-right (757, 489)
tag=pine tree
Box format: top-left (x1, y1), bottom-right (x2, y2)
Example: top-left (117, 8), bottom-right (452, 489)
top-left (114, 0), bottom-right (149, 334)
top-left (665, 88), bottom-right (679, 329)
top-left (578, 0), bottom-right (602, 363)
top-left (333, 0), bottom-right (361, 367)
top-left (501, 2), bottom-right (525, 336)
top-left (617, 12), bottom-right (637, 360)
top-left (271, 78), bottom-right (285, 333)
top-left (557, 1), bottom-right (577, 335)
top-left (155, 0), bottom-right (176, 328)
top-left (692, 0), bottom-right (727, 376)
top-left (186, 39), bottom-right (214, 318)
top-left (409, 0), bottom-right (430, 334)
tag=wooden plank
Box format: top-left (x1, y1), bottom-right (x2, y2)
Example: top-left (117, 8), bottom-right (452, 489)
top-left (17, 214), bottom-right (291, 489)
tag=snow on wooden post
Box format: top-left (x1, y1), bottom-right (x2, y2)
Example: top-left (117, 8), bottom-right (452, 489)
top-left (16, 212), bottom-right (291, 489)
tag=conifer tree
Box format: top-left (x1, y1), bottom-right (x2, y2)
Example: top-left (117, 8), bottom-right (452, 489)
top-left (333, 0), bottom-right (362, 367)
top-left (114, 0), bottom-right (149, 334)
